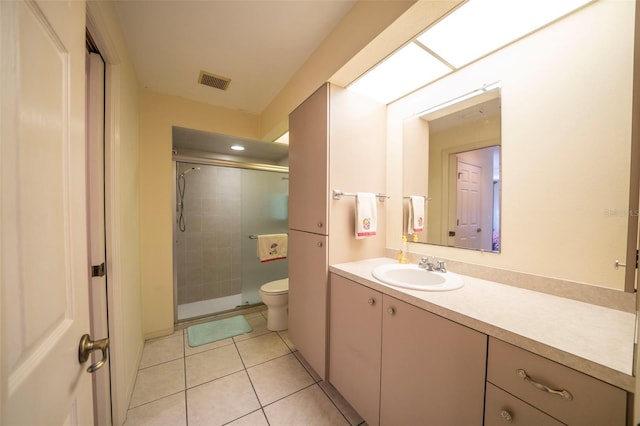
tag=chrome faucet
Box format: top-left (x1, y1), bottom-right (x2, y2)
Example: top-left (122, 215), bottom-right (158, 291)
top-left (418, 256), bottom-right (447, 273)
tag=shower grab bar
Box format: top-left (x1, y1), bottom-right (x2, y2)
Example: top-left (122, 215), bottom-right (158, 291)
top-left (332, 189), bottom-right (390, 201)
top-left (248, 233), bottom-right (288, 239)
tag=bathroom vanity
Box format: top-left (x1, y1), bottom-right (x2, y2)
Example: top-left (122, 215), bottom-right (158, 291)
top-left (328, 258), bottom-right (634, 426)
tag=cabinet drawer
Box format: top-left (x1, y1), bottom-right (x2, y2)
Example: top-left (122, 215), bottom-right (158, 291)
top-left (487, 337), bottom-right (626, 426)
top-left (485, 382), bottom-right (565, 426)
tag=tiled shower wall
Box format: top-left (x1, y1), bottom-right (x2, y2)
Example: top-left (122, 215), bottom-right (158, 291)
top-left (175, 164), bottom-right (242, 305)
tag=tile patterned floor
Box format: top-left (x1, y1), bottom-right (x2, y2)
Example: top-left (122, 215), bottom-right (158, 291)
top-left (124, 310), bottom-right (366, 426)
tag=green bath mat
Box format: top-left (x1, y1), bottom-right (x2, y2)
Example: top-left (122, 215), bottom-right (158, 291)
top-left (187, 315), bottom-right (252, 347)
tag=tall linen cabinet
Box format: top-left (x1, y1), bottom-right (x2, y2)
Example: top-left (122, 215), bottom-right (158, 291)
top-left (288, 83), bottom-right (387, 379)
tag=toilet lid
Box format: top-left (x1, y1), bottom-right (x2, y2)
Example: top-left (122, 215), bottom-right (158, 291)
top-left (261, 278), bottom-right (288, 294)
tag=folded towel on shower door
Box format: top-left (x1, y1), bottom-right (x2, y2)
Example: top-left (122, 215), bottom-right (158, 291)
top-left (409, 195), bottom-right (425, 233)
top-left (257, 233), bottom-right (288, 262)
top-left (355, 192), bottom-right (377, 239)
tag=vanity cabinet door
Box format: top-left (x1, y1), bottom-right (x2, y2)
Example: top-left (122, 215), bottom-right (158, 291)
top-left (329, 274), bottom-right (382, 426)
top-left (380, 295), bottom-right (487, 426)
top-left (288, 229), bottom-right (328, 379)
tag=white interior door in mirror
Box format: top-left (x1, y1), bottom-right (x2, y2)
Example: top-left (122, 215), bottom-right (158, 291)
top-left (455, 158), bottom-right (482, 249)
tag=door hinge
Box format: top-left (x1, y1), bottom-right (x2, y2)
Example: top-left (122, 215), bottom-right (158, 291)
top-left (91, 262), bottom-right (106, 277)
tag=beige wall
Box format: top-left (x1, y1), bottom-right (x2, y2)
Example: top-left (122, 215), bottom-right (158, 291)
top-left (86, 1), bottom-right (144, 423)
top-left (387, 0), bottom-right (634, 290)
top-left (139, 90), bottom-right (261, 337)
top-left (328, 85), bottom-right (388, 264)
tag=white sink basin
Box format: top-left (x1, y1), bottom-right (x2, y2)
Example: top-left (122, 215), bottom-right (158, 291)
top-left (372, 263), bottom-right (464, 291)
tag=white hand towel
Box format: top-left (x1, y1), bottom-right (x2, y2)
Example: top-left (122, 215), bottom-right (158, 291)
top-left (355, 192), bottom-right (377, 239)
top-left (410, 196), bottom-right (425, 233)
top-left (257, 233), bottom-right (288, 262)
top-left (407, 198), bottom-right (414, 235)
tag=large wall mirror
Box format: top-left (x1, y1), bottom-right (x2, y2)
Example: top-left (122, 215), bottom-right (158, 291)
top-left (403, 86), bottom-right (501, 252)
top-left (395, 0), bottom-right (636, 293)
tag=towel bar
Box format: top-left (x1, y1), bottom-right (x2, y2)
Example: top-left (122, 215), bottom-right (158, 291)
top-left (403, 195), bottom-right (432, 201)
top-left (332, 189), bottom-right (389, 201)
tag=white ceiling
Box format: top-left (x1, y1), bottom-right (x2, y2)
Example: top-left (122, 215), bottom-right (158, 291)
top-left (113, 0), bottom-right (357, 115)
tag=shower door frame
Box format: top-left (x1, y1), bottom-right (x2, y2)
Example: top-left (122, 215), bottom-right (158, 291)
top-left (172, 155), bottom-right (289, 323)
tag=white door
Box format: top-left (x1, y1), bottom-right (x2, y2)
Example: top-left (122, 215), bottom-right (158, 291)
top-left (1, 1), bottom-right (96, 424)
top-left (455, 159), bottom-right (482, 249)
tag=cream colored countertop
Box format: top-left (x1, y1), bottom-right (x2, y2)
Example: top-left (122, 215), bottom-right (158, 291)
top-left (329, 257), bottom-right (636, 392)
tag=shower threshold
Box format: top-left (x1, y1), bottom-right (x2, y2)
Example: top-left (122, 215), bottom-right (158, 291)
top-left (177, 294), bottom-right (242, 320)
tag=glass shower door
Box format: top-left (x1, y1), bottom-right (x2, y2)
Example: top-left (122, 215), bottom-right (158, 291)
top-left (240, 169), bottom-right (289, 305)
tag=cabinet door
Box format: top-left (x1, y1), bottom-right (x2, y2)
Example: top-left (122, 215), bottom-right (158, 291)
top-left (288, 229), bottom-right (328, 379)
top-left (329, 275), bottom-right (382, 426)
top-left (380, 295), bottom-right (487, 426)
top-left (289, 84), bottom-right (329, 235)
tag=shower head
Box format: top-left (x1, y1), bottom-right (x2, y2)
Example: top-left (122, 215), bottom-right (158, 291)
top-left (179, 167), bottom-right (200, 177)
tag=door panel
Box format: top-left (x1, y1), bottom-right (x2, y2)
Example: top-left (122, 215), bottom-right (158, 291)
top-left (1, 1), bottom-right (93, 424)
top-left (380, 296), bottom-right (487, 426)
top-left (329, 275), bottom-right (382, 426)
top-left (288, 84), bottom-right (329, 235)
top-left (288, 229), bottom-right (328, 379)
top-left (455, 159), bottom-right (482, 249)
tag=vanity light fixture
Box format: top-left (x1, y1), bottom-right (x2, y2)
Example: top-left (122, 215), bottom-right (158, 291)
top-left (417, 81), bottom-right (501, 118)
top-left (417, 0), bottom-right (593, 68)
top-left (347, 42), bottom-right (452, 104)
top-left (231, 145), bottom-right (245, 151)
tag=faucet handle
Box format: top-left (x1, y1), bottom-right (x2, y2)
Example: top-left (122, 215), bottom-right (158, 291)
top-left (437, 260), bottom-right (447, 272)
top-left (419, 256), bottom-right (433, 266)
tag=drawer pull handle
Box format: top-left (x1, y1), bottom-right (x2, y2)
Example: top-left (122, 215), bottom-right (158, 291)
top-left (516, 369), bottom-right (573, 401)
top-left (500, 410), bottom-right (513, 422)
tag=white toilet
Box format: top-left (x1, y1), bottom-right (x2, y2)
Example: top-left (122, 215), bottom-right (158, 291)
top-left (259, 278), bottom-right (289, 331)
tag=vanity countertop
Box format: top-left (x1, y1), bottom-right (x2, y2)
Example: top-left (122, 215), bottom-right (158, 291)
top-left (329, 257), bottom-right (636, 392)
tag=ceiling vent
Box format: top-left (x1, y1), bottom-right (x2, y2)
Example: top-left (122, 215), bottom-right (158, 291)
top-left (198, 71), bottom-right (231, 91)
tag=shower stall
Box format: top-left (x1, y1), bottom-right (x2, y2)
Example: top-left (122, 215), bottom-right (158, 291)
top-left (173, 161), bottom-right (289, 321)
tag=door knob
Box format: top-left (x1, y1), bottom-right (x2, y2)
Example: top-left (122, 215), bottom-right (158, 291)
top-left (78, 334), bottom-right (110, 373)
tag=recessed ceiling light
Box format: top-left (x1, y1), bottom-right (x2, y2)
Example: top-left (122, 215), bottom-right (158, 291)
top-left (231, 145), bottom-right (245, 151)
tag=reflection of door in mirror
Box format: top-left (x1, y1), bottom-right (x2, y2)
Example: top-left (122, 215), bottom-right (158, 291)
top-left (403, 86), bottom-right (501, 252)
top-left (451, 147), bottom-right (499, 252)
top-left (455, 157), bottom-right (481, 249)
